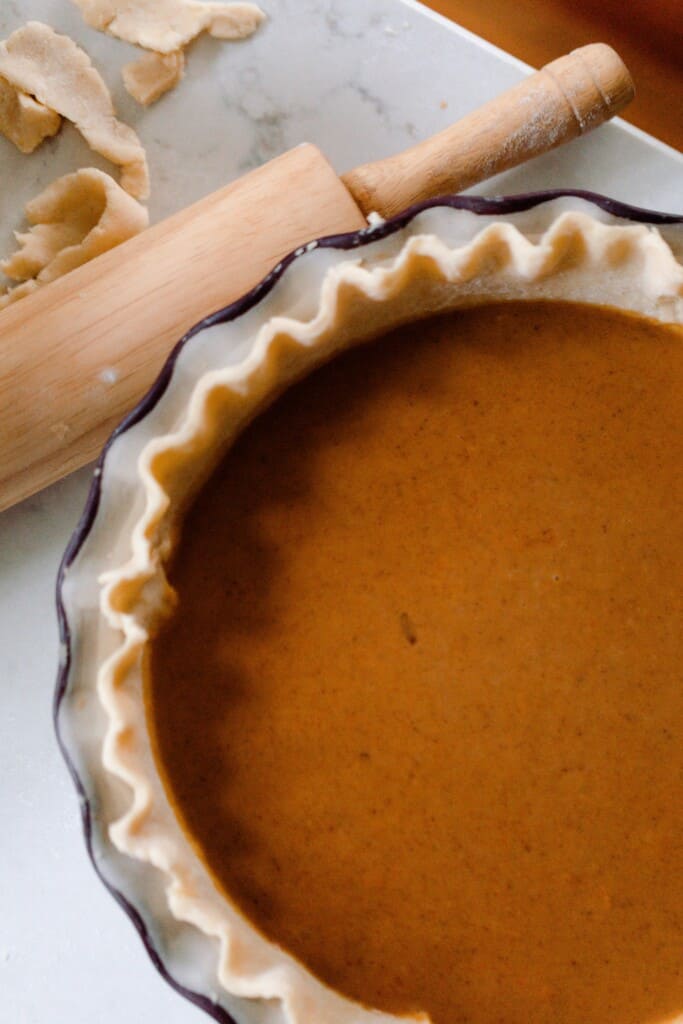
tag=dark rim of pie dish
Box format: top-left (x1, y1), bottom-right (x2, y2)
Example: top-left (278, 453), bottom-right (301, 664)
top-left (53, 189), bottom-right (683, 1023)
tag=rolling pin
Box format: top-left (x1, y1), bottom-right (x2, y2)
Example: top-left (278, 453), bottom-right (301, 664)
top-left (0, 43), bottom-right (634, 512)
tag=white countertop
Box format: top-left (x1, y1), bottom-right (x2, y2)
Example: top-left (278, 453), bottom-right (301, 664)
top-left (0, 2), bottom-right (681, 1022)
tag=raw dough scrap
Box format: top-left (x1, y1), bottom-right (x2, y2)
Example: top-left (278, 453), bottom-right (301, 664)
top-left (0, 168), bottom-right (148, 309)
top-left (0, 280), bottom-right (38, 309)
top-left (0, 75), bottom-right (61, 153)
top-left (0, 22), bottom-right (150, 199)
top-left (71, 0), bottom-right (265, 55)
top-left (122, 50), bottom-right (185, 105)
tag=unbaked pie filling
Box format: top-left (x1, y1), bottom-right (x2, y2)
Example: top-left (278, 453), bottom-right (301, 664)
top-left (145, 300), bottom-right (683, 1024)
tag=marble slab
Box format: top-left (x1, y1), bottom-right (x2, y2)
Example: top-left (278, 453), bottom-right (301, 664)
top-left (0, 1), bottom-right (681, 1022)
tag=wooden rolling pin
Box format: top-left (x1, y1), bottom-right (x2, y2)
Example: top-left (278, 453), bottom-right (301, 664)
top-left (0, 43), bottom-right (633, 511)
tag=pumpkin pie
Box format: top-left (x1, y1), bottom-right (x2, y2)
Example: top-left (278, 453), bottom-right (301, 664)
top-left (59, 198), bottom-right (683, 1024)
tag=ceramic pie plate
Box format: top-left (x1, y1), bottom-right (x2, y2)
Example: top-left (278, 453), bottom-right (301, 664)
top-left (55, 191), bottom-right (683, 1024)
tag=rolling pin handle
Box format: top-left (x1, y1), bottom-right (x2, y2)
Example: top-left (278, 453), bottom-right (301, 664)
top-left (342, 43), bottom-right (635, 219)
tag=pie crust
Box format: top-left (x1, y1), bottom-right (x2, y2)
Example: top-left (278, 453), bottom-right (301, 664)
top-left (56, 194), bottom-right (683, 1024)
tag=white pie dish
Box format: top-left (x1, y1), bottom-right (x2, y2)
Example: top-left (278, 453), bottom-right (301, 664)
top-left (55, 190), bottom-right (683, 1024)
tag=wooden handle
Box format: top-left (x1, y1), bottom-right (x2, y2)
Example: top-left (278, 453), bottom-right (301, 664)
top-left (0, 144), bottom-right (365, 511)
top-left (343, 43), bottom-right (634, 218)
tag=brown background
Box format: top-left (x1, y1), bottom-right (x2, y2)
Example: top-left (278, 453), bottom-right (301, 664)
top-left (424, 0), bottom-right (683, 151)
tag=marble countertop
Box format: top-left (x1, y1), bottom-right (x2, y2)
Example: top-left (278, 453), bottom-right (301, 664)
top-left (0, 2), bottom-right (681, 1022)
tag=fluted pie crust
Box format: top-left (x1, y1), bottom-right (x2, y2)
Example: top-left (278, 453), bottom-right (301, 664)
top-left (93, 208), bottom-right (683, 1024)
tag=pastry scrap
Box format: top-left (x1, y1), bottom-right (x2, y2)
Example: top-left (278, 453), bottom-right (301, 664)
top-left (71, 0), bottom-right (265, 54)
top-left (0, 280), bottom-right (39, 309)
top-left (0, 75), bottom-right (60, 153)
top-left (0, 22), bottom-right (149, 199)
top-left (122, 50), bottom-right (185, 106)
top-left (72, 0), bottom-right (265, 104)
top-left (0, 168), bottom-right (148, 309)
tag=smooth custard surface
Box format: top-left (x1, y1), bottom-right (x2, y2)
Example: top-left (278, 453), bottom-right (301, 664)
top-left (148, 302), bottom-right (683, 1024)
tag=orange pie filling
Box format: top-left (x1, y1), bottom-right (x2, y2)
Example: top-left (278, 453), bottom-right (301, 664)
top-left (146, 301), bottom-right (683, 1024)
